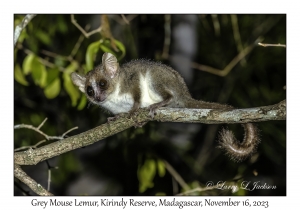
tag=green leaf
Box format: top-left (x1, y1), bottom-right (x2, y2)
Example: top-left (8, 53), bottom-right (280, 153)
top-left (63, 61), bottom-right (80, 106)
top-left (64, 79), bottom-right (80, 107)
top-left (22, 53), bottom-right (35, 75)
top-left (81, 64), bottom-right (88, 74)
top-left (14, 64), bottom-right (29, 86)
top-left (31, 57), bottom-right (47, 87)
top-left (99, 39), bottom-right (126, 60)
top-left (77, 94), bottom-right (87, 110)
top-left (157, 159), bottom-right (166, 177)
top-left (99, 42), bottom-right (115, 54)
top-left (138, 159), bottom-right (156, 193)
top-left (114, 39), bottom-right (126, 59)
top-left (46, 68), bottom-right (60, 86)
top-left (64, 61), bottom-right (79, 74)
top-left (44, 78), bottom-right (61, 99)
top-left (86, 40), bottom-right (101, 71)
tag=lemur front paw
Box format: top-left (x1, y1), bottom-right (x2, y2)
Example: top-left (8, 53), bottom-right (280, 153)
top-left (107, 115), bottom-right (120, 123)
top-left (128, 109), bottom-right (139, 119)
top-left (107, 113), bottom-right (126, 123)
top-left (128, 109), bottom-right (147, 128)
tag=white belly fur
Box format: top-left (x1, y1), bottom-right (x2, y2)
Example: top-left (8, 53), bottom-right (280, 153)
top-left (101, 83), bottom-right (134, 114)
top-left (101, 72), bottom-right (163, 114)
top-left (139, 71), bottom-right (163, 107)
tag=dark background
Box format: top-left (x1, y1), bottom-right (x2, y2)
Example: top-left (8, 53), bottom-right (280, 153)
top-left (14, 14), bottom-right (286, 196)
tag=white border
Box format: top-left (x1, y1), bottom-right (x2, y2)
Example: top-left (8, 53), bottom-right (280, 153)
top-left (3, 0), bottom-right (297, 209)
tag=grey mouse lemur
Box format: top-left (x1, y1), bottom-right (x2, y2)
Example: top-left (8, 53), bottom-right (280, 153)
top-left (71, 52), bottom-right (259, 162)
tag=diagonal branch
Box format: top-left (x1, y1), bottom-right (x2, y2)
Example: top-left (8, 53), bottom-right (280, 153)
top-left (231, 14), bottom-right (247, 66)
top-left (191, 37), bottom-right (261, 77)
top-left (14, 100), bottom-right (285, 166)
top-left (163, 160), bottom-right (190, 191)
top-left (14, 14), bottom-right (36, 46)
top-left (14, 164), bottom-right (53, 196)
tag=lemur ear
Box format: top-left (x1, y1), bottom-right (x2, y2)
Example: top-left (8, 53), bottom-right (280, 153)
top-left (71, 72), bottom-right (86, 93)
top-left (102, 53), bottom-right (119, 78)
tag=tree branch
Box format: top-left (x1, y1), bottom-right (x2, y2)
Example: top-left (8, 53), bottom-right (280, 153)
top-left (258, 42), bottom-right (286, 48)
top-left (191, 37), bottom-right (261, 77)
top-left (163, 160), bottom-right (190, 191)
top-left (14, 164), bottom-right (53, 196)
top-left (14, 100), bottom-right (285, 166)
top-left (14, 14), bottom-right (36, 46)
top-left (231, 14), bottom-right (247, 66)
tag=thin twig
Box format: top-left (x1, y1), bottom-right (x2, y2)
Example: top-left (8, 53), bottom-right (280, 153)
top-left (172, 177), bottom-right (179, 195)
top-left (14, 123), bottom-right (78, 141)
top-left (39, 24), bottom-right (90, 64)
top-left (40, 49), bottom-right (71, 62)
top-left (70, 25), bottom-right (91, 57)
top-left (211, 14), bottom-right (220, 37)
top-left (62, 126), bottom-right (79, 137)
top-left (14, 140), bottom-right (47, 152)
top-left (231, 14), bottom-right (247, 66)
top-left (39, 57), bottom-right (65, 71)
top-left (111, 14), bottom-right (138, 25)
top-left (126, 14), bottom-right (138, 22)
top-left (14, 14), bottom-right (36, 46)
top-left (17, 44), bottom-right (65, 72)
top-left (14, 118), bottom-right (78, 151)
top-left (252, 15), bottom-right (283, 38)
top-left (45, 161), bottom-right (59, 192)
top-left (191, 37), bottom-right (263, 77)
top-left (121, 14), bottom-right (130, 25)
top-left (258, 43), bottom-right (286, 48)
top-left (110, 15), bottom-right (125, 25)
top-left (163, 160), bottom-right (190, 191)
top-left (46, 161), bottom-right (51, 191)
top-left (71, 14), bottom-right (102, 38)
top-left (71, 14), bottom-right (89, 37)
top-left (14, 124), bottom-right (56, 140)
top-left (37, 118), bottom-right (48, 130)
top-left (47, 168), bottom-right (51, 191)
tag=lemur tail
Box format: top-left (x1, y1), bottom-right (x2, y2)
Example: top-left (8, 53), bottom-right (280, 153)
top-left (218, 123), bottom-right (260, 162)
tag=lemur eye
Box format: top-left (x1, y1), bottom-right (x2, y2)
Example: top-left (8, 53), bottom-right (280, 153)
top-left (99, 79), bottom-right (107, 89)
top-left (87, 86), bottom-right (94, 97)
